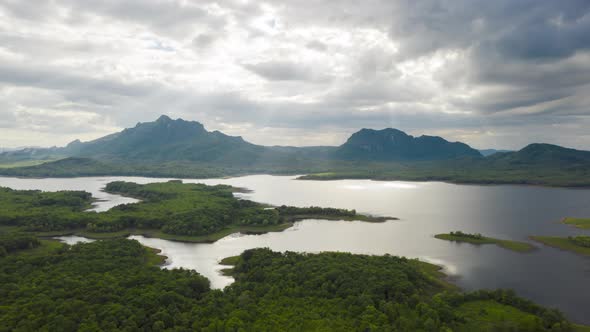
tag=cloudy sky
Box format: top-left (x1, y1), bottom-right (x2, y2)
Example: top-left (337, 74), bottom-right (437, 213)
top-left (1, 0), bottom-right (590, 150)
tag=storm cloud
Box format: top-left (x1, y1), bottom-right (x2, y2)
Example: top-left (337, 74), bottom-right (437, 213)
top-left (1, 0), bottom-right (589, 149)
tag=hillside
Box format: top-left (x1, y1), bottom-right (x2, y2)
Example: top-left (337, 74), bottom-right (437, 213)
top-left (334, 128), bottom-right (482, 161)
top-left (0, 116), bottom-right (481, 164)
top-left (487, 144), bottom-right (590, 167)
top-left (2, 116), bottom-right (590, 187)
top-left (301, 143), bottom-right (590, 187)
top-left (64, 115), bottom-right (273, 164)
top-left (479, 149), bottom-right (513, 156)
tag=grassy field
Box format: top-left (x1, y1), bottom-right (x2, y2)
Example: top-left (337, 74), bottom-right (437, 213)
top-left (435, 233), bottom-right (536, 253)
top-left (531, 236), bottom-right (590, 257)
top-left (563, 217), bottom-right (590, 229)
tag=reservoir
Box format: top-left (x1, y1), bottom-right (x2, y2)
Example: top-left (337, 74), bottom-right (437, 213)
top-left (1, 175), bottom-right (589, 323)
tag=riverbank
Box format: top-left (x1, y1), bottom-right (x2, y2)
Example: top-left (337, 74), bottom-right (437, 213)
top-left (531, 236), bottom-right (590, 257)
top-left (435, 233), bottom-right (536, 253)
top-left (35, 223), bottom-right (294, 243)
top-left (562, 217), bottom-right (590, 229)
top-left (35, 212), bottom-right (396, 243)
top-left (297, 169), bottom-right (590, 188)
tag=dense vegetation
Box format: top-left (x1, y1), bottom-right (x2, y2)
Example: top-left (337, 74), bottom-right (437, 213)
top-left (435, 231), bottom-right (536, 253)
top-left (0, 232), bottom-right (40, 256)
top-left (0, 237), bottom-right (576, 331)
top-left (0, 181), bottom-right (383, 239)
top-left (0, 238), bottom-right (210, 331)
top-left (0, 187), bottom-right (94, 231)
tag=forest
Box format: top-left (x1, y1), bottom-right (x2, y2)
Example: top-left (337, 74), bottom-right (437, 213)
top-left (0, 181), bottom-right (373, 238)
top-left (0, 235), bottom-right (575, 331)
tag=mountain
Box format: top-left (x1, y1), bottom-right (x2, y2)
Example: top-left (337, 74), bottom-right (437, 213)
top-left (487, 143), bottom-right (590, 167)
top-left (0, 146), bottom-right (66, 162)
top-left (479, 149), bottom-right (512, 157)
top-left (59, 115), bottom-right (268, 164)
top-left (3, 117), bottom-right (590, 186)
top-left (3, 117), bottom-right (482, 165)
top-left (334, 128), bottom-right (482, 161)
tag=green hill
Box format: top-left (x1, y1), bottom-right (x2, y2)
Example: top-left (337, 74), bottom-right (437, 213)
top-left (487, 143), bottom-right (590, 167)
top-left (2, 116), bottom-right (590, 187)
top-left (334, 128), bottom-right (482, 161)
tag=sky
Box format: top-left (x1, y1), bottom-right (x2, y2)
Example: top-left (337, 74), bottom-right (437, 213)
top-left (1, 0), bottom-right (590, 150)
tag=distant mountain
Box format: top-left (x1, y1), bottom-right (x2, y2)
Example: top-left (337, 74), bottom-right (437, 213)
top-left (0, 146), bottom-right (66, 162)
top-left (3, 117), bottom-right (482, 164)
top-left (3, 116), bottom-right (590, 186)
top-left (334, 128), bottom-right (482, 161)
top-left (21, 116), bottom-right (590, 170)
top-left (60, 115), bottom-right (270, 164)
top-left (487, 143), bottom-right (590, 167)
top-left (479, 149), bottom-right (512, 157)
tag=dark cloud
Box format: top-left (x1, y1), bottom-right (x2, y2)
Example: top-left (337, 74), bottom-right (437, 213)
top-left (242, 61), bottom-right (316, 81)
top-left (0, 61), bottom-right (157, 101)
top-left (1, 0), bottom-right (590, 150)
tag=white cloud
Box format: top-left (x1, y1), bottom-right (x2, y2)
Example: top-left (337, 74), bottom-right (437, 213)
top-left (0, 0), bottom-right (589, 150)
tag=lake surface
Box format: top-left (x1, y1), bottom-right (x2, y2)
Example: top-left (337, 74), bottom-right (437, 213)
top-left (1, 175), bottom-right (590, 323)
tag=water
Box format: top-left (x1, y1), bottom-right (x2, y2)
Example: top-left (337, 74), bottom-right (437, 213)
top-left (1, 175), bottom-right (590, 323)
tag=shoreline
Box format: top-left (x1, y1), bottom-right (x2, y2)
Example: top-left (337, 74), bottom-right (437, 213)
top-left (530, 236), bottom-right (590, 257)
top-left (3, 172), bottom-right (590, 189)
top-left (38, 213), bottom-right (398, 244)
top-left (435, 233), bottom-right (536, 253)
top-left (37, 223), bottom-right (296, 244)
top-left (297, 173), bottom-right (590, 189)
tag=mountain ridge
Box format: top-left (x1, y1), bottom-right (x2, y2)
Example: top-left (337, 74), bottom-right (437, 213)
top-left (2, 115), bottom-right (590, 188)
top-left (1, 115), bottom-right (486, 164)
top-left (334, 128), bottom-right (482, 161)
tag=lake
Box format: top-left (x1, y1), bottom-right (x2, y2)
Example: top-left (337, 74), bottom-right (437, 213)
top-left (1, 175), bottom-right (590, 323)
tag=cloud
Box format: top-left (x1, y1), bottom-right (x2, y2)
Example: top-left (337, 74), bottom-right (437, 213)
top-left (0, 0), bottom-right (590, 150)
top-left (242, 61), bottom-right (316, 81)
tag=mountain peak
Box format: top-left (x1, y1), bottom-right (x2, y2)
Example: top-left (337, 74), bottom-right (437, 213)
top-left (156, 114), bottom-right (173, 123)
top-left (66, 139), bottom-right (82, 147)
top-left (335, 127), bottom-right (481, 161)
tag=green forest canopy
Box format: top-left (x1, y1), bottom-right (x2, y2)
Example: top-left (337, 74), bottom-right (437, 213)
top-left (0, 238), bottom-right (575, 331)
top-left (0, 181), bottom-right (374, 237)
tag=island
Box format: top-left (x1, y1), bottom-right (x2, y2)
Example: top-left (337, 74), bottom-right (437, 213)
top-left (531, 235), bottom-right (590, 257)
top-left (0, 180), bottom-right (395, 243)
top-left (435, 231), bottom-right (536, 253)
top-left (562, 217), bottom-right (590, 229)
top-left (0, 233), bottom-right (579, 331)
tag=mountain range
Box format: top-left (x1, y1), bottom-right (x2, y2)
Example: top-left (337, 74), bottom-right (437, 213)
top-left (0, 115), bottom-right (485, 164)
top-left (1, 115), bottom-right (590, 186)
